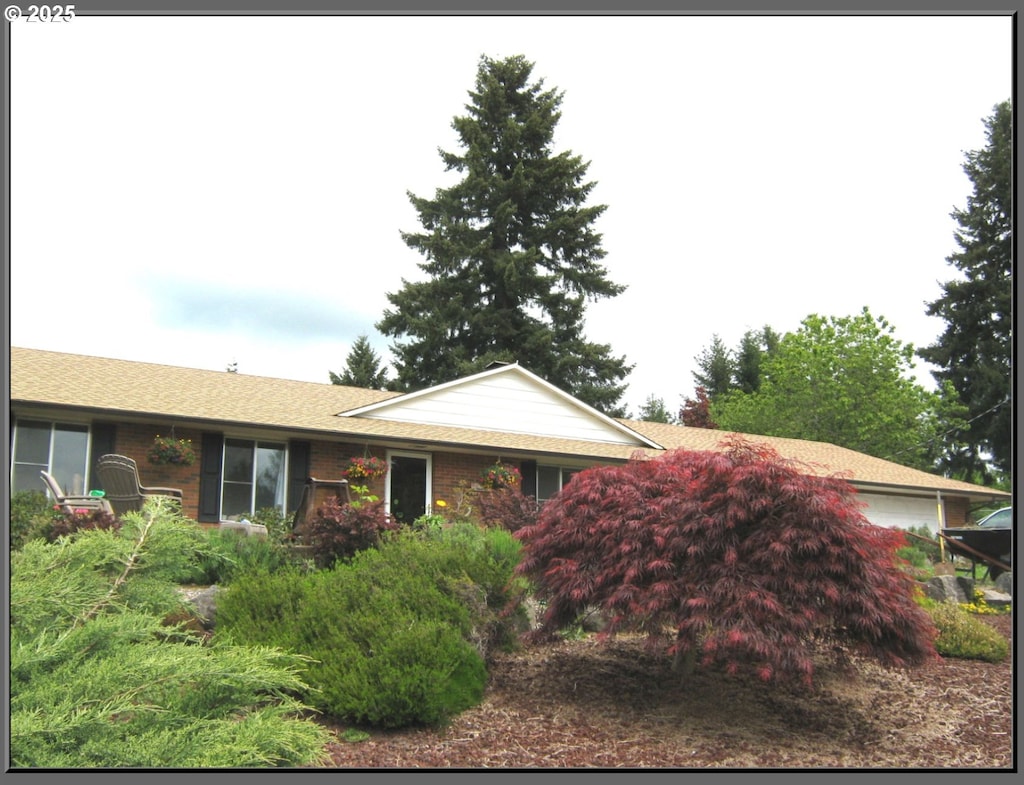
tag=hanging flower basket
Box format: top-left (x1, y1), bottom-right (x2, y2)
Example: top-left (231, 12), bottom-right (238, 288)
top-left (481, 461), bottom-right (521, 489)
top-left (148, 435), bottom-right (196, 466)
top-left (343, 455), bottom-right (388, 481)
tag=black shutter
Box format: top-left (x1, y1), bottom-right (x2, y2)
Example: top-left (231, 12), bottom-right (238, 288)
top-left (89, 423), bottom-right (117, 491)
top-left (198, 432), bottom-right (224, 522)
top-left (520, 459), bottom-right (537, 500)
top-left (287, 441), bottom-right (311, 514)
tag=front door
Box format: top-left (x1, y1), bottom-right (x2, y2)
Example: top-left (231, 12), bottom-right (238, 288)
top-left (387, 451), bottom-right (431, 523)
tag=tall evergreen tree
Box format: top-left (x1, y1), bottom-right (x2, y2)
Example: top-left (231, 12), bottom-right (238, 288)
top-left (692, 334), bottom-right (735, 399)
top-left (329, 334), bottom-right (390, 389)
top-left (734, 325), bottom-right (780, 394)
top-left (377, 54), bottom-right (632, 414)
top-left (917, 100), bottom-right (1012, 479)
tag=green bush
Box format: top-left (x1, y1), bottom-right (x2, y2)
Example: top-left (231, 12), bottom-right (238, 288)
top-left (9, 497), bottom-right (331, 768)
top-left (375, 522), bottom-right (529, 653)
top-left (896, 525), bottom-right (941, 574)
top-left (178, 527), bottom-right (297, 585)
top-left (9, 490), bottom-right (58, 550)
top-left (247, 506), bottom-right (293, 542)
top-left (217, 525), bottom-right (527, 728)
top-left (921, 599), bottom-right (1009, 662)
top-left (218, 552), bottom-right (486, 728)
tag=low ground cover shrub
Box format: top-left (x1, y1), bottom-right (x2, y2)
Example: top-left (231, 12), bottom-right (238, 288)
top-left (9, 497), bottom-right (332, 768)
top-left (918, 597), bottom-right (1009, 662)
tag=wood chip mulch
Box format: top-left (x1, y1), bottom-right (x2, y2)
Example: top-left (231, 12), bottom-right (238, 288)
top-left (314, 614), bottom-right (1013, 770)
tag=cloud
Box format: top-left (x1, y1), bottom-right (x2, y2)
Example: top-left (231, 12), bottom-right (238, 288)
top-left (141, 273), bottom-right (379, 344)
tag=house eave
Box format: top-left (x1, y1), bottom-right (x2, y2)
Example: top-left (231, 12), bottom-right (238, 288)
top-left (851, 479), bottom-right (1012, 501)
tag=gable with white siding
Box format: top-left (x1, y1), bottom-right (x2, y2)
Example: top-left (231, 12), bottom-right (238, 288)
top-left (339, 364), bottom-right (662, 448)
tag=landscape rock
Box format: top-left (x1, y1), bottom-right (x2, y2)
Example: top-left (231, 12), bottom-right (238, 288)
top-left (218, 520), bottom-right (268, 537)
top-left (994, 571), bottom-right (1013, 595)
top-left (978, 587), bottom-right (1012, 610)
top-left (924, 575), bottom-right (972, 604)
top-left (190, 585), bottom-right (222, 630)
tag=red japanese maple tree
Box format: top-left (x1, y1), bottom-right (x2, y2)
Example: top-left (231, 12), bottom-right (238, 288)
top-left (514, 437), bottom-right (938, 687)
top-left (679, 385), bottom-right (718, 429)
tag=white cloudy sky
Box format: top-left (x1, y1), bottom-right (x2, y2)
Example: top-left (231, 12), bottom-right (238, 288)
top-left (8, 13), bottom-right (1013, 416)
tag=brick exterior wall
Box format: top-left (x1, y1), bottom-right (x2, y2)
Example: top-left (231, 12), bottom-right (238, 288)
top-left (93, 422), bottom-right (988, 530)
top-left (103, 423), bottom-right (519, 522)
top-left (102, 423), bottom-right (203, 517)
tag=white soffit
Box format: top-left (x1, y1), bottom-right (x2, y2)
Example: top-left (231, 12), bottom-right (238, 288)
top-left (339, 364), bottom-right (662, 448)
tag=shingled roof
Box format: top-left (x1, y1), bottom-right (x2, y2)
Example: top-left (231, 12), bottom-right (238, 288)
top-left (10, 346), bottom-right (1010, 502)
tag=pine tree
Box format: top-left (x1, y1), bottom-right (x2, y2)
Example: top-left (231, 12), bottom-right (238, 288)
top-left (377, 54), bottom-right (632, 414)
top-left (692, 334), bottom-right (734, 399)
top-left (734, 326), bottom-right (779, 394)
top-left (329, 334), bottom-right (390, 389)
top-left (637, 394), bottom-right (676, 424)
top-left (917, 100), bottom-right (1012, 479)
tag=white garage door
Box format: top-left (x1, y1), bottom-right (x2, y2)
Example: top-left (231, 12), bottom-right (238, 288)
top-left (857, 492), bottom-right (943, 533)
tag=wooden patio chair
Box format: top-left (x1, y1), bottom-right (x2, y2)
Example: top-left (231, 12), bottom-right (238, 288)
top-left (291, 476), bottom-right (351, 543)
top-left (94, 454), bottom-right (183, 515)
top-left (40, 470), bottom-right (114, 515)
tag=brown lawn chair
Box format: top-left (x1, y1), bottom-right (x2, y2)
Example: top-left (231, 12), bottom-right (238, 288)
top-left (291, 476), bottom-right (351, 543)
top-left (40, 470), bottom-right (114, 515)
top-left (94, 454), bottom-right (183, 515)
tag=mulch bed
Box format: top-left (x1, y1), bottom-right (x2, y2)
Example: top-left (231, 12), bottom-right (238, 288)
top-left (315, 614), bottom-right (1013, 770)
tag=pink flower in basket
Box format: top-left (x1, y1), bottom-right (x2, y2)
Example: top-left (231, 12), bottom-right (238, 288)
top-left (482, 462), bottom-right (521, 489)
top-left (344, 455), bottom-right (388, 480)
top-left (148, 435), bottom-right (196, 466)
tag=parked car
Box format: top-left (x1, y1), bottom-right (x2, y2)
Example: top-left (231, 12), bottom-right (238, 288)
top-left (977, 506), bottom-right (1012, 529)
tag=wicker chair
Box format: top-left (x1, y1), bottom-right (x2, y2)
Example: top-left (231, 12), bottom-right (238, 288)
top-left (40, 470), bottom-right (114, 515)
top-left (94, 454), bottom-right (183, 515)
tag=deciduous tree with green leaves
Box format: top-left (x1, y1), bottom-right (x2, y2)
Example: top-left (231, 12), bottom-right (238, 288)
top-left (330, 334), bottom-right (390, 389)
top-left (377, 54), bottom-right (632, 415)
top-left (917, 100), bottom-right (1012, 480)
top-left (711, 308), bottom-right (962, 470)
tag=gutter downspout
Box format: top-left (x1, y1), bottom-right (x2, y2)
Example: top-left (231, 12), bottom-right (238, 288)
top-left (936, 491), bottom-right (945, 562)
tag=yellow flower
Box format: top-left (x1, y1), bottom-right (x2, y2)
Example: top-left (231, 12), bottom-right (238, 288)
top-left (435, 499), bottom-right (447, 507)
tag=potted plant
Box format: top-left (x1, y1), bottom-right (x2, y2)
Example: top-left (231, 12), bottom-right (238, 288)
top-left (481, 461), bottom-right (521, 489)
top-left (343, 455), bottom-right (389, 481)
top-left (148, 434), bottom-right (196, 466)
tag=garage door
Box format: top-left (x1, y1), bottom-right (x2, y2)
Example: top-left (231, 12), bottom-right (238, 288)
top-left (857, 492), bottom-right (943, 533)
